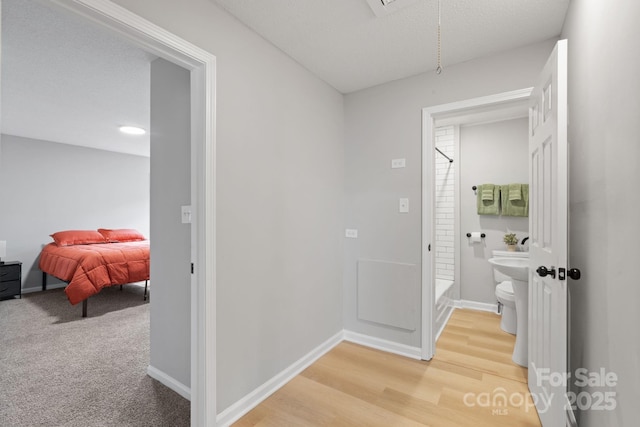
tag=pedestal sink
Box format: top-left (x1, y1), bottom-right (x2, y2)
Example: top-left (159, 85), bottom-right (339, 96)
top-left (488, 257), bottom-right (529, 367)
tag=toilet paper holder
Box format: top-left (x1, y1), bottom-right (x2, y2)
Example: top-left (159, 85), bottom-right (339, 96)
top-left (466, 232), bottom-right (486, 238)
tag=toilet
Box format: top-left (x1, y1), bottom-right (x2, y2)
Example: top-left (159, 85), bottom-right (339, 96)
top-left (492, 250), bottom-right (529, 335)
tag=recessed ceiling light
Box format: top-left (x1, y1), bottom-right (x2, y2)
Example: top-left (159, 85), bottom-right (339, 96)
top-left (119, 126), bottom-right (146, 135)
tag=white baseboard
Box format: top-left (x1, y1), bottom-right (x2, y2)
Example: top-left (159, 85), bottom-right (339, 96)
top-left (216, 331), bottom-right (344, 427)
top-left (215, 330), bottom-right (423, 426)
top-left (454, 299), bottom-right (499, 313)
top-left (147, 365), bottom-right (191, 401)
top-left (343, 330), bottom-right (422, 360)
top-left (435, 306), bottom-right (455, 342)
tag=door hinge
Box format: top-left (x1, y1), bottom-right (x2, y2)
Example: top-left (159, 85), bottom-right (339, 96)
top-left (428, 244), bottom-right (431, 252)
top-left (191, 263), bottom-right (194, 274)
top-left (559, 267), bottom-right (566, 281)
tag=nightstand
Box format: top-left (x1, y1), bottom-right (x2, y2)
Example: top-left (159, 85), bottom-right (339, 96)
top-left (0, 262), bottom-right (22, 300)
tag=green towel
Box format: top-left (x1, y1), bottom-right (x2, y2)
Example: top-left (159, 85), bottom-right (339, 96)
top-left (477, 184), bottom-right (500, 215)
top-left (502, 184), bottom-right (529, 217)
top-left (508, 183), bottom-right (522, 201)
top-left (481, 184), bottom-right (495, 201)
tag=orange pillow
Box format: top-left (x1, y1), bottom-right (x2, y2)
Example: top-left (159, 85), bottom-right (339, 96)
top-left (51, 230), bottom-right (107, 246)
top-left (98, 228), bottom-right (146, 242)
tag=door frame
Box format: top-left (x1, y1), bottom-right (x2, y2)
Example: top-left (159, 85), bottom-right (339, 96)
top-left (421, 88), bottom-right (532, 360)
top-left (46, 0), bottom-right (217, 425)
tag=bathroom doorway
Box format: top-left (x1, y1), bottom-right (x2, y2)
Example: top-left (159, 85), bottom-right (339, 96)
top-left (421, 89), bottom-right (532, 360)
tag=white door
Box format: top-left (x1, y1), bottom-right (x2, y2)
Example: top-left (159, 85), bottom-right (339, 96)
top-left (528, 39), bottom-right (570, 426)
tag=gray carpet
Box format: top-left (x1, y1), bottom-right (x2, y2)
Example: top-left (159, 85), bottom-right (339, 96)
top-left (0, 285), bottom-right (190, 426)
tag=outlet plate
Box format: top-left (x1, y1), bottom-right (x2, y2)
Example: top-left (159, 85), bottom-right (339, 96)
top-left (181, 205), bottom-right (192, 224)
top-left (345, 229), bottom-right (358, 238)
top-left (399, 198), bottom-right (409, 213)
top-left (391, 158), bottom-right (406, 169)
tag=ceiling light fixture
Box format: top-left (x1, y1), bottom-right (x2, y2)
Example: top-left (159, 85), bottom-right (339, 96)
top-left (119, 126), bottom-right (146, 135)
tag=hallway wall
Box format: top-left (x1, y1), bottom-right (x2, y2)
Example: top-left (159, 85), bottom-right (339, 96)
top-left (344, 40), bottom-right (557, 347)
top-left (562, 1), bottom-right (640, 425)
top-left (111, 0), bottom-right (345, 413)
top-left (149, 57), bottom-right (191, 389)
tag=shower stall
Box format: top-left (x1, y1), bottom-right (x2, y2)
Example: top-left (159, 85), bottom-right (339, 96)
top-left (433, 125), bottom-right (459, 340)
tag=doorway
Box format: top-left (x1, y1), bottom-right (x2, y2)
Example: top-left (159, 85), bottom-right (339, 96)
top-left (421, 88), bottom-right (532, 360)
top-left (39, 1), bottom-right (217, 424)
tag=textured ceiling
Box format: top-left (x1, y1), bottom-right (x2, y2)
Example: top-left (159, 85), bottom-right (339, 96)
top-left (211, 0), bottom-right (571, 93)
top-left (1, 0), bottom-right (153, 157)
top-left (1, 0), bottom-right (570, 156)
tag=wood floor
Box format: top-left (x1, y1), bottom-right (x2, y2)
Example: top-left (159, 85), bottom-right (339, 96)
top-left (233, 309), bottom-right (542, 426)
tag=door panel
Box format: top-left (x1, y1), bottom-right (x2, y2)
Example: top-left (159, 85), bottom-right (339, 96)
top-left (528, 39), bottom-right (569, 426)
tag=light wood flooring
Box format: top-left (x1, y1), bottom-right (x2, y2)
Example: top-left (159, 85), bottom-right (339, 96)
top-left (233, 309), bottom-right (542, 426)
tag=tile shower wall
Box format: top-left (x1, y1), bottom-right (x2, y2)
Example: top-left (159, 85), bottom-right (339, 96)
top-left (435, 126), bottom-right (455, 281)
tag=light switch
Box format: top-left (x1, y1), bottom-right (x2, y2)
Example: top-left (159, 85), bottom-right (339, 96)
top-left (391, 158), bottom-right (406, 169)
top-left (345, 229), bottom-right (358, 238)
top-left (181, 205), bottom-right (192, 224)
top-left (399, 198), bottom-right (409, 213)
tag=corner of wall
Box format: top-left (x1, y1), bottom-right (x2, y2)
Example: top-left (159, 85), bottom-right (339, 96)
top-left (147, 365), bottom-right (191, 401)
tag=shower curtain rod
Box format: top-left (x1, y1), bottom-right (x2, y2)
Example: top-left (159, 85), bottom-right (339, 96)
top-left (435, 147), bottom-right (453, 163)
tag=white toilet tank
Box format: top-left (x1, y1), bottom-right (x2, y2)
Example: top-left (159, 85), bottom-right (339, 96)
top-left (491, 250), bottom-right (529, 283)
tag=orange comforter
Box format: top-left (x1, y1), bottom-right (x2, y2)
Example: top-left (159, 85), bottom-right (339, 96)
top-left (38, 241), bottom-right (150, 305)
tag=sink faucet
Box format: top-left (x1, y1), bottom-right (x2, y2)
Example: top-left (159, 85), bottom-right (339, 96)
top-left (521, 237), bottom-right (529, 245)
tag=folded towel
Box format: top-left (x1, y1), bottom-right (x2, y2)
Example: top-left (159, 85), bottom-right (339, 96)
top-left (477, 184), bottom-right (500, 215)
top-left (508, 183), bottom-right (522, 201)
top-left (502, 184), bottom-right (529, 217)
top-left (481, 184), bottom-right (495, 201)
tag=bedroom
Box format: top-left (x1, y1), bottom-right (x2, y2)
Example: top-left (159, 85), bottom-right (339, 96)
top-left (0, 0), bottom-right (193, 423)
top-left (0, 0), bottom-right (152, 294)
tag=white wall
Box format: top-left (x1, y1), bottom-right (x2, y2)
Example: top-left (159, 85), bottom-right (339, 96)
top-left (344, 40), bottom-right (557, 347)
top-left (562, 1), bottom-right (640, 425)
top-left (0, 134), bottom-right (149, 290)
top-left (458, 118), bottom-right (528, 304)
top-left (110, 0), bottom-right (345, 412)
top-left (149, 58), bottom-right (191, 389)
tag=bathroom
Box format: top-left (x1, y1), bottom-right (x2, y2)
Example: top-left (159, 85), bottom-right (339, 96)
top-left (430, 102), bottom-right (530, 346)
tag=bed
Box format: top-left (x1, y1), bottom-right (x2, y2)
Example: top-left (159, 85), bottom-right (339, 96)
top-left (38, 229), bottom-right (150, 317)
